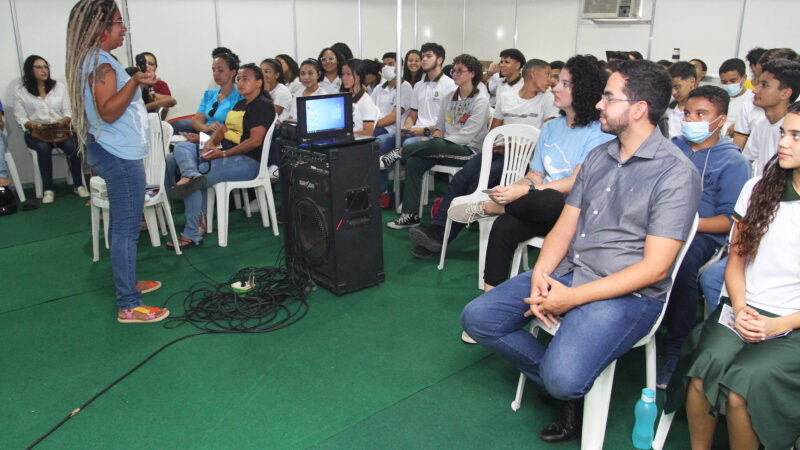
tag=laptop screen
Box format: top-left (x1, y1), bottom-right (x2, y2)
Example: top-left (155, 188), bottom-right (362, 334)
top-left (297, 92), bottom-right (353, 142)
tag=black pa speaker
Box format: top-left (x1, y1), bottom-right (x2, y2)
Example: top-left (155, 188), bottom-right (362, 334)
top-left (279, 139), bottom-right (384, 295)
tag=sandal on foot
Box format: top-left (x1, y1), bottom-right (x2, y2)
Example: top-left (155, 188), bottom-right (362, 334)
top-left (137, 280), bottom-right (162, 294)
top-left (169, 175), bottom-right (206, 200)
top-left (166, 235), bottom-right (202, 250)
top-left (117, 305), bottom-right (170, 323)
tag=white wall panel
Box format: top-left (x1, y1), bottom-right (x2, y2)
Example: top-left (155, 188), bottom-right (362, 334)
top-left (361, 0), bottom-right (416, 60)
top-left (739, 0), bottom-right (798, 63)
top-left (295, 0), bottom-right (358, 61)
top-left (464, 0), bottom-right (516, 62)
top-left (516, 0), bottom-right (580, 62)
top-left (217, 0), bottom-right (295, 65)
top-left (417, 0), bottom-right (462, 64)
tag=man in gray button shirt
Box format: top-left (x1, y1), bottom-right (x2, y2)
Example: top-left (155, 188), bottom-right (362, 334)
top-left (461, 60), bottom-right (700, 443)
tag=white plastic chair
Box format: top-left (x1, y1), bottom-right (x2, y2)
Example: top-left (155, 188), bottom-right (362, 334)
top-left (206, 119), bottom-right (279, 247)
top-left (90, 114), bottom-right (182, 261)
top-left (3, 128), bottom-right (25, 202)
top-left (27, 145), bottom-right (85, 199)
top-left (510, 214), bottom-right (699, 450)
top-left (437, 124), bottom-right (541, 289)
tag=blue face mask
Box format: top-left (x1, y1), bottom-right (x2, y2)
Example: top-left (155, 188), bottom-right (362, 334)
top-left (681, 116), bottom-right (722, 143)
top-left (722, 81), bottom-right (743, 97)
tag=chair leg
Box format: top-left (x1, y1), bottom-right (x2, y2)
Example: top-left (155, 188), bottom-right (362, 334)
top-left (5, 153), bottom-right (26, 202)
top-left (63, 153), bottom-right (74, 186)
top-left (242, 188), bottom-right (252, 217)
top-left (393, 162), bottom-right (402, 215)
top-left (644, 338), bottom-right (657, 391)
top-left (438, 218), bottom-right (453, 270)
top-left (581, 360), bottom-right (617, 450)
top-left (652, 411), bottom-right (675, 450)
top-left (509, 243), bottom-right (525, 278)
top-left (103, 206), bottom-right (110, 249)
top-left (216, 186), bottom-right (230, 247)
top-left (143, 206), bottom-right (161, 247)
top-left (233, 189), bottom-right (242, 210)
top-left (91, 202), bottom-right (100, 262)
top-left (206, 187), bottom-right (215, 233)
top-left (477, 218), bottom-right (494, 290)
top-left (29, 149), bottom-right (43, 199)
top-left (156, 205), bottom-right (168, 236)
top-left (511, 372), bottom-right (527, 411)
top-left (523, 249), bottom-right (530, 272)
top-left (255, 186), bottom-right (269, 227)
top-left (264, 182), bottom-right (279, 236)
top-left (160, 200), bottom-right (182, 255)
top-left (419, 170), bottom-right (428, 218)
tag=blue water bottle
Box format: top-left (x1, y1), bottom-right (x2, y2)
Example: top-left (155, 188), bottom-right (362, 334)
top-left (632, 388), bottom-right (657, 449)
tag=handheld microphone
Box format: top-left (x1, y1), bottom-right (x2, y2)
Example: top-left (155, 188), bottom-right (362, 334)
top-left (135, 54), bottom-right (156, 99)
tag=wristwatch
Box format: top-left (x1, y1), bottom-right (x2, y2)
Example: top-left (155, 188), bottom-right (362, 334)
top-left (222, 150), bottom-right (228, 158)
top-left (528, 183), bottom-right (537, 193)
top-left (424, 128), bottom-right (431, 137)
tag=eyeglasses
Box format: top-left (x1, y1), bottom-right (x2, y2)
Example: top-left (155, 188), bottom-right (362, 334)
top-left (33, 64), bottom-right (49, 70)
top-left (208, 101), bottom-right (219, 117)
top-left (320, 56), bottom-right (336, 63)
top-left (451, 68), bottom-right (470, 75)
top-left (601, 94), bottom-right (639, 105)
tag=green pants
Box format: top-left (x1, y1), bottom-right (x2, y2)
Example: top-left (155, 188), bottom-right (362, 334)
top-left (401, 137), bottom-right (474, 215)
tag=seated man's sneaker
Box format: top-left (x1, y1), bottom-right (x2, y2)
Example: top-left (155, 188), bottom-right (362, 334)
top-left (461, 330), bottom-right (477, 344)
top-left (42, 190), bottom-right (55, 204)
top-left (408, 225), bottom-right (444, 253)
top-left (379, 148), bottom-right (402, 170)
top-left (448, 201), bottom-right (490, 224)
top-left (539, 398), bottom-right (583, 443)
top-left (387, 212), bottom-right (420, 229)
top-left (74, 186), bottom-right (90, 198)
top-left (410, 245), bottom-right (435, 259)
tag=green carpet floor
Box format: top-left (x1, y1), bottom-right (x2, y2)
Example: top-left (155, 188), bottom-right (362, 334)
top-left (0, 182), bottom-right (698, 449)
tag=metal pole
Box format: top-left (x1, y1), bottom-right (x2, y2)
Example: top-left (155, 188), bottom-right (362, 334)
top-left (120, 0), bottom-right (133, 65)
top-left (9, 0), bottom-right (24, 76)
top-left (646, 0), bottom-right (658, 60)
top-left (734, 0), bottom-right (747, 57)
top-left (357, 0), bottom-right (363, 58)
top-left (574, 0), bottom-right (583, 56)
top-left (292, 0), bottom-right (298, 60)
top-left (393, 0), bottom-right (404, 210)
top-left (414, 0), bottom-right (418, 49)
top-left (462, 0), bottom-right (466, 53)
top-left (513, 0), bottom-right (519, 48)
top-left (213, 0), bottom-right (221, 47)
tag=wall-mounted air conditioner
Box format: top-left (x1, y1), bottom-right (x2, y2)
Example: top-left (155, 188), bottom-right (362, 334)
top-left (582, 0), bottom-right (643, 20)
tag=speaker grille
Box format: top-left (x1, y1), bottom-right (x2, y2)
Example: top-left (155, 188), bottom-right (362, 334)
top-left (295, 197), bottom-right (329, 265)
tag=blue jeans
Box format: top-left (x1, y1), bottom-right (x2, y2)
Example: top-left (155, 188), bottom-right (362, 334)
top-left (86, 140), bottom-right (145, 311)
top-left (0, 133), bottom-right (8, 178)
top-left (699, 256), bottom-right (727, 313)
top-left (663, 233), bottom-right (719, 361)
top-left (25, 133), bottom-right (83, 191)
top-left (169, 118), bottom-right (195, 135)
top-left (461, 271), bottom-right (663, 399)
top-left (430, 152), bottom-right (505, 238)
top-left (173, 142), bottom-right (259, 243)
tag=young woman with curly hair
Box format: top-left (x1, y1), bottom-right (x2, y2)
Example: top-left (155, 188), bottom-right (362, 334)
top-left (665, 101), bottom-right (800, 450)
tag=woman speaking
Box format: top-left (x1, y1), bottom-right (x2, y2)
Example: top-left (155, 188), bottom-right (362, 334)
top-left (66, 0), bottom-right (167, 323)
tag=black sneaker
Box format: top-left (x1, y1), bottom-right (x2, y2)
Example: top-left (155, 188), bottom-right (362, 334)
top-left (387, 213), bottom-right (420, 229)
top-left (379, 148), bottom-right (402, 170)
top-left (409, 225), bottom-right (444, 252)
top-left (410, 245), bottom-right (435, 259)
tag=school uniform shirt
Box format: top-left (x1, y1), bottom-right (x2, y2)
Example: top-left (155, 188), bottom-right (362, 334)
top-left (410, 71), bottom-right (456, 129)
top-left (671, 136), bottom-right (751, 247)
top-left (287, 86), bottom-right (327, 120)
top-left (197, 88), bottom-right (244, 126)
top-left (733, 175), bottom-right (800, 315)
top-left (667, 103), bottom-right (684, 138)
top-left (351, 89), bottom-right (378, 133)
top-left (370, 80), bottom-right (413, 134)
top-left (221, 94), bottom-right (275, 162)
top-left (319, 75), bottom-right (342, 94)
top-left (494, 73), bottom-right (524, 108)
top-left (487, 72), bottom-right (503, 107)
top-left (494, 89), bottom-right (559, 129)
top-left (742, 114), bottom-right (783, 176)
top-left (13, 82), bottom-right (72, 129)
top-left (287, 78), bottom-right (305, 98)
top-left (433, 87), bottom-right (489, 154)
top-left (731, 90), bottom-right (763, 138)
top-left (269, 83), bottom-right (293, 122)
top-left (530, 116), bottom-right (614, 183)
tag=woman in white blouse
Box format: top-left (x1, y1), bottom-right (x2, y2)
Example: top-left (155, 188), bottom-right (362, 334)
top-left (286, 59), bottom-right (327, 120)
top-left (261, 58), bottom-right (292, 122)
top-left (276, 54), bottom-right (304, 98)
top-left (340, 59), bottom-right (377, 136)
top-left (14, 55), bottom-right (86, 203)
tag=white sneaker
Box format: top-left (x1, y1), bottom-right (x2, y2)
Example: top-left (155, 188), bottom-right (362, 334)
top-left (448, 201), bottom-right (489, 224)
top-left (42, 190), bottom-right (55, 204)
top-left (74, 186), bottom-right (90, 198)
top-left (248, 199), bottom-right (260, 212)
top-left (461, 330), bottom-right (477, 344)
top-left (268, 165), bottom-right (279, 183)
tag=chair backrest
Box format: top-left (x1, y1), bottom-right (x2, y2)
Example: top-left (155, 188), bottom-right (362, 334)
top-left (475, 123), bottom-right (541, 191)
top-left (143, 113), bottom-right (172, 188)
top-left (642, 213), bottom-right (700, 341)
top-left (253, 118), bottom-right (278, 180)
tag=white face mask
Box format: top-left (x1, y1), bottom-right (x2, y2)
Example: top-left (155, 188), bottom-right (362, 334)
top-left (722, 81), bottom-right (743, 97)
top-left (381, 65), bottom-right (397, 82)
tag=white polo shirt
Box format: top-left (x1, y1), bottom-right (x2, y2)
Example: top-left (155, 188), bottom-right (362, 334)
top-left (731, 89), bottom-right (763, 137)
top-left (494, 89), bottom-right (558, 129)
top-left (269, 83), bottom-right (293, 122)
top-left (287, 86), bottom-right (327, 120)
top-left (410, 71), bottom-right (456, 128)
top-left (319, 75), bottom-right (342, 94)
top-left (351, 89), bottom-right (378, 133)
top-left (742, 114), bottom-right (783, 176)
top-left (733, 175), bottom-right (800, 316)
top-left (370, 80), bottom-right (413, 134)
top-left (287, 78), bottom-right (304, 98)
top-left (667, 103), bottom-right (684, 138)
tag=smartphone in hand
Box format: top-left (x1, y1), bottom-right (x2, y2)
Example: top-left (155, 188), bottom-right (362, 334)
top-left (482, 189), bottom-right (496, 194)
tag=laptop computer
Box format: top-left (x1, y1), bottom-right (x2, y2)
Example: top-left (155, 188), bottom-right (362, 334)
top-left (297, 92), bottom-right (358, 148)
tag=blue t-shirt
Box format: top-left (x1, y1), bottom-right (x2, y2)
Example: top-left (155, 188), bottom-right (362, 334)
top-left (82, 49), bottom-right (149, 160)
top-left (197, 88), bottom-right (244, 125)
top-left (672, 136), bottom-right (751, 246)
top-left (531, 116), bottom-right (614, 182)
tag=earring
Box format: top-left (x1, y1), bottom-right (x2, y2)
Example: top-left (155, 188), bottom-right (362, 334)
top-left (101, 33), bottom-right (108, 42)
